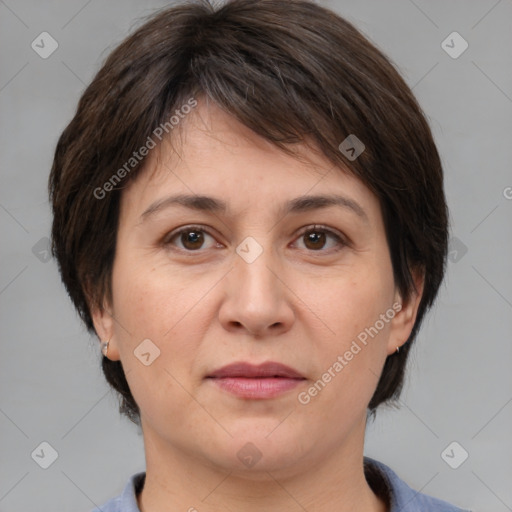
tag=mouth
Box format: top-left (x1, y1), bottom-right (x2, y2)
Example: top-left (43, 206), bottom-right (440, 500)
top-left (206, 361), bottom-right (306, 399)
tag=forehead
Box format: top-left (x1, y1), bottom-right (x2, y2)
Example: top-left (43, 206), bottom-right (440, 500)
top-left (119, 100), bottom-right (380, 223)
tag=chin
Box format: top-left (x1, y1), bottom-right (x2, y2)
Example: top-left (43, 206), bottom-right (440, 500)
top-left (202, 424), bottom-right (314, 478)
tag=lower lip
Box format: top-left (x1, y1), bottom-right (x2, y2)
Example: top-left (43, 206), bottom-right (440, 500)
top-left (208, 377), bottom-right (305, 399)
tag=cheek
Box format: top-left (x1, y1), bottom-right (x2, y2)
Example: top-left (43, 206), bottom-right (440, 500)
top-left (111, 255), bottom-right (209, 372)
top-left (112, 254), bottom-right (186, 339)
top-left (294, 261), bottom-right (394, 404)
top-left (302, 262), bottom-right (394, 344)
top-left (112, 272), bottom-right (164, 339)
top-left (110, 260), bottom-right (202, 421)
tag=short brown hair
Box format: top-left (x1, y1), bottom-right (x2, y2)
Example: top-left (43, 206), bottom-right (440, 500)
top-left (49, 0), bottom-right (448, 425)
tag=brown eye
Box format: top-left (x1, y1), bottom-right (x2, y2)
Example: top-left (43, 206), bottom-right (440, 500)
top-left (179, 229), bottom-right (205, 250)
top-left (295, 225), bottom-right (346, 252)
top-left (303, 230), bottom-right (327, 250)
top-left (164, 226), bottom-right (217, 251)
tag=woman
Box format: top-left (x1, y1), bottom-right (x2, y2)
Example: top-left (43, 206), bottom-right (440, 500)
top-left (48, 0), bottom-right (470, 510)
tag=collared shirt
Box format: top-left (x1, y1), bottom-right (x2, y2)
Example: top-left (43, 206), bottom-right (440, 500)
top-left (90, 456), bottom-right (471, 511)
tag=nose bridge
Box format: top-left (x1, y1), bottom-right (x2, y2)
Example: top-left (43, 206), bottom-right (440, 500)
top-left (234, 234), bottom-right (279, 303)
top-left (218, 232), bottom-right (293, 335)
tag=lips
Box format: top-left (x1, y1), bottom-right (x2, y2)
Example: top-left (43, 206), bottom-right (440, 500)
top-left (207, 361), bottom-right (305, 379)
top-left (206, 361), bottom-right (306, 399)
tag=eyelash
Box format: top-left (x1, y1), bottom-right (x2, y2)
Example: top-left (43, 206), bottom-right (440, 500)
top-left (162, 224), bottom-right (348, 255)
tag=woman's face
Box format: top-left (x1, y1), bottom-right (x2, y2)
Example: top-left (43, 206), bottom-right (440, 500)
top-left (93, 99), bottom-right (420, 477)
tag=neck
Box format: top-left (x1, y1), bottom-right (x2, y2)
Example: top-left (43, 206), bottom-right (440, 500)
top-left (137, 418), bottom-right (387, 512)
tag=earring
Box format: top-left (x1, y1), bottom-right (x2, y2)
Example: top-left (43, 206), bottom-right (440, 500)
top-left (101, 339), bottom-right (110, 357)
top-left (396, 346), bottom-right (400, 354)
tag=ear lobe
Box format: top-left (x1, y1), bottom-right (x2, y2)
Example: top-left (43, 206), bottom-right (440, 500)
top-left (90, 301), bottom-right (115, 344)
top-left (84, 278), bottom-right (119, 360)
top-left (387, 268), bottom-right (425, 355)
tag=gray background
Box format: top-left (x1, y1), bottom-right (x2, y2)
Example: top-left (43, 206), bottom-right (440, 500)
top-left (1, 1), bottom-right (511, 511)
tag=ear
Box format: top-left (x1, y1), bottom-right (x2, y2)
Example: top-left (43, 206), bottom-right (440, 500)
top-left (86, 282), bottom-right (120, 360)
top-left (386, 268), bottom-right (425, 356)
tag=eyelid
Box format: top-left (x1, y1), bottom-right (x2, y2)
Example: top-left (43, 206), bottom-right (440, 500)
top-left (162, 224), bottom-right (348, 253)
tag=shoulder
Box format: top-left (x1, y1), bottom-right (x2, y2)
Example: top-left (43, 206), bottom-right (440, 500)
top-left (88, 472), bottom-right (146, 512)
top-left (364, 457), bottom-right (472, 512)
top-left (89, 495), bottom-right (121, 512)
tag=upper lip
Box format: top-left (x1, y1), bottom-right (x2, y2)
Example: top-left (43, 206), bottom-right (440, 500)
top-left (207, 361), bottom-right (305, 379)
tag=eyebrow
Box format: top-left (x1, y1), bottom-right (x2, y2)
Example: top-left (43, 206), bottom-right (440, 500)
top-left (140, 193), bottom-right (369, 224)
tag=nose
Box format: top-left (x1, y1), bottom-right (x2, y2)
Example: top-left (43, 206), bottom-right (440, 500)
top-left (218, 240), bottom-right (295, 338)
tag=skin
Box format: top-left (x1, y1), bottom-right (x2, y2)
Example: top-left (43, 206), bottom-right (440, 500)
top-left (92, 98), bottom-right (423, 512)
